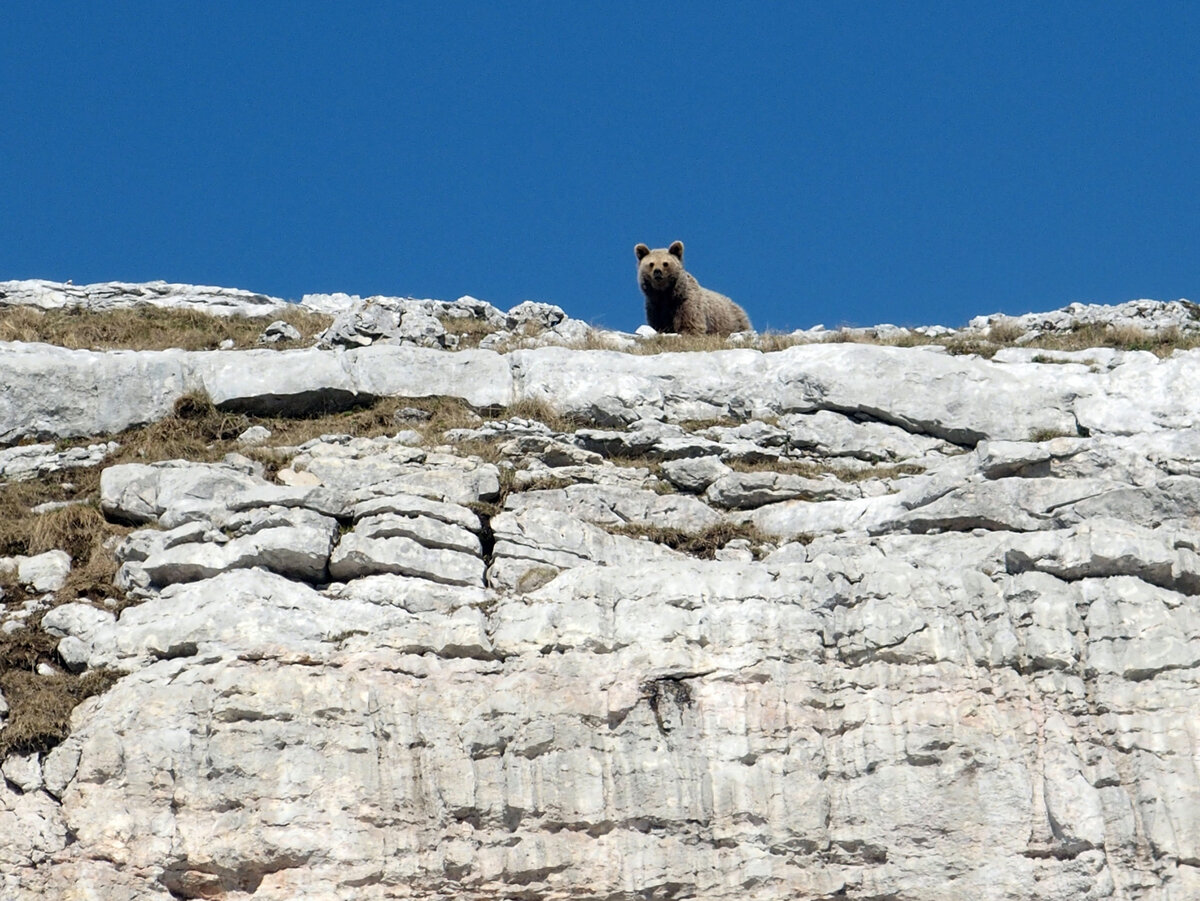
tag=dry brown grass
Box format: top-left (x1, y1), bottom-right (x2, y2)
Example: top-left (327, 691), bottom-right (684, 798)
top-left (0, 597), bottom-right (124, 758)
top-left (438, 314), bottom-right (504, 348)
top-left (605, 521), bottom-right (774, 559)
top-left (0, 305), bottom-right (331, 351)
top-left (91, 392), bottom-right (483, 468)
top-left (724, 457), bottom-right (925, 482)
top-left (447, 439), bottom-right (506, 465)
top-left (517, 474), bottom-right (577, 492)
top-left (0, 478), bottom-right (132, 606)
top-left (755, 332), bottom-right (811, 353)
top-left (987, 319), bottom-right (1027, 344)
top-left (0, 663), bottom-right (122, 757)
top-left (627, 333), bottom-right (749, 355)
top-left (502, 397), bottom-right (580, 433)
top-left (11, 303), bottom-right (1200, 361)
top-left (1025, 324), bottom-right (1200, 357)
top-left (1028, 427), bottom-right (1079, 442)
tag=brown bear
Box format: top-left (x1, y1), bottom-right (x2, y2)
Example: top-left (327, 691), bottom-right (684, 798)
top-left (635, 241), bottom-right (751, 336)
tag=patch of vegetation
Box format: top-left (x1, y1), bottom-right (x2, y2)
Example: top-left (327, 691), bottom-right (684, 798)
top-left (447, 439), bottom-right (505, 465)
top-left (724, 457), bottom-right (925, 482)
top-left (1026, 323), bottom-right (1200, 357)
top-left (76, 391), bottom-right (491, 471)
top-left (755, 332), bottom-right (811, 353)
top-left (941, 336), bottom-right (1003, 358)
top-left (518, 474), bottom-right (577, 493)
top-left (466, 466), bottom-right (522, 522)
top-left (501, 397), bottom-right (581, 434)
top-left (676, 416), bottom-right (747, 431)
top-left (437, 314), bottom-right (503, 348)
top-left (819, 329), bottom-right (937, 349)
top-left (0, 665), bottom-right (123, 758)
top-left (1028, 427), bottom-right (1079, 442)
top-left (625, 332), bottom-right (753, 355)
top-left (0, 305), bottom-right (331, 352)
top-left (1030, 354), bottom-right (1081, 365)
top-left (595, 453), bottom-right (668, 480)
top-left (605, 521), bottom-right (773, 560)
top-left (986, 319), bottom-right (1026, 344)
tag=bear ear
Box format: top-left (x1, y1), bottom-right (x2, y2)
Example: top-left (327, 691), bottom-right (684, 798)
top-left (668, 241), bottom-right (684, 260)
top-left (635, 244), bottom-right (650, 261)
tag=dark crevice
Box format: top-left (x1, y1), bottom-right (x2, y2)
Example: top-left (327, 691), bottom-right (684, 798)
top-left (218, 389), bottom-right (377, 418)
top-left (821, 402), bottom-right (981, 449)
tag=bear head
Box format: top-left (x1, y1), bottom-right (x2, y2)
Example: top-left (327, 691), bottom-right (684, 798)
top-left (635, 241), bottom-right (686, 293)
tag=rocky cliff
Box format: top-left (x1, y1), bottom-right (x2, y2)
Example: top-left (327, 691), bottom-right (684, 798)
top-left (2, 281), bottom-right (1200, 900)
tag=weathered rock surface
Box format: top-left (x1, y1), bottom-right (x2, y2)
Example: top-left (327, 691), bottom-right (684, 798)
top-left (971, 297), bottom-right (1200, 336)
top-left (4, 286), bottom-right (1200, 900)
top-left (0, 279), bottom-right (293, 317)
top-left (0, 441), bottom-right (119, 481)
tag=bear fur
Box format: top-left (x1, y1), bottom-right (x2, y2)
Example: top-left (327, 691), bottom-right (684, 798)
top-left (635, 241), bottom-right (751, 336)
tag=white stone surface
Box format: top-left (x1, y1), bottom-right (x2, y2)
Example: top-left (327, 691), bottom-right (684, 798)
top-left (0, 441), bottom-right (118, 480)
top-left (0, 279), bottom-right (290, 316)
top-left (5, 291), bottom-right (1200, 899)
top-left (16, 551), bottom-right (71, 593)
top-left (329, 532), bottom-right (485, 587)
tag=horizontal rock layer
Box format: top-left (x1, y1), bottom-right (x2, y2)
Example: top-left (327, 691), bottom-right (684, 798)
top-left (7, 337), bottom-right (1200, 447)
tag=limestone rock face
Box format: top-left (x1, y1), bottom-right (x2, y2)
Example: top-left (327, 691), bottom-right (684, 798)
top-left (0, 279), bottom-right (291, 316)
top-left (4, 286), bottom-right (1200, 900)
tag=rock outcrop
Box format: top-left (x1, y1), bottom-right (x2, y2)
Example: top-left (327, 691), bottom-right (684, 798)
top-left (1, 282), bottom-right (1199, 900)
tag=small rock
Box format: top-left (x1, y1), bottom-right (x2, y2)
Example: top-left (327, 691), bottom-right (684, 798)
top-left (714, 541), bottom-right (754, 562)
top-left (396, 311), bottom-right (447, 346)
top-left (543, 319), bottom-right (592, 344)
top-left (276, 468), bottom-right (323, 487)
top-left (1, 752), bottom-right (44, 793)
top-left (56, 636), bottom-right (91, 673)
top-left (506, 300), bottom-right (566, 331)
top-left (478, 330), bottom-right (513, 350)
top-left (661, 456), bottom-right (732, 493)
top-left (237, 425), bottom-right (273, 447)
top-left (18, 550), bottom-right (72, 593)
top-left (258, 320), bottom-right (302, 344)
top-left (30, 499), bottom-right (87, 515)
top-left (395, 407), bottom-right (434, 423)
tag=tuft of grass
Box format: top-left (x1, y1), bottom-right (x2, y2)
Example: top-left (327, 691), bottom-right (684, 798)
top-left (942, 336), bottom-right (1002, 358)
top-left (723, 457), bottom-right (925, 482)
top-left (447, 439), bottom-right (505, 464)
top-left (0, 665), bottom-right (123, 758)
top-left (437, 314), bottom-right (504, 348)
top-left (501, 397), bottom-right (579, 434)
top-left (1028, 427), bottom-right (1078, 442)
top-left (606, 521), bottom-right (774, 560)
top-left (0, 305), bottom-right (331, 351)
top-left (755, 332), bottom-right (811, 353)
top-left (987, 319), bottom-right (1026, 344)
top-left (30, 504), bottom-right (131, 604)
top-left (517, 474), bottom-right (577, 493)
top-left (628, 333), bottom-right (748, 355)
top-left (1030, 323), bottom-right (1200, 357)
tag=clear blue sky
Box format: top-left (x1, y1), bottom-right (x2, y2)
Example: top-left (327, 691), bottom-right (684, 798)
top-left (3, 3), bottom-right (1199, 332)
